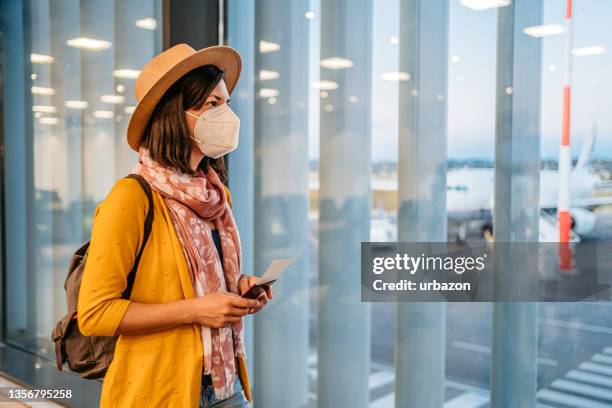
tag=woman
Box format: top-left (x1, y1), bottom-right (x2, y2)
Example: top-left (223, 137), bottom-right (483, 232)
top-left (77, 44), bottom-right (269, 408)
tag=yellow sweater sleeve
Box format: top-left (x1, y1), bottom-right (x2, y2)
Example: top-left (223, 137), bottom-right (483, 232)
top-left (224, 185), bottom-right (232, 208)
top-left (77, 178), bottom-right (150, 337)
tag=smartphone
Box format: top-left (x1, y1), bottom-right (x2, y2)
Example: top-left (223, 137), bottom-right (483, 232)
top-left (242, 280), bottom-right (276, 299)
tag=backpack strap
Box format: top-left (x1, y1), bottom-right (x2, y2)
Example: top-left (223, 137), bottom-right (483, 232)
top-left (121, 174), bottom-right (154, 299)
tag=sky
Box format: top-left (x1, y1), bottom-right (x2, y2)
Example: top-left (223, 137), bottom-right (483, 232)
top-left (308, 0), bottom-right (612, 161)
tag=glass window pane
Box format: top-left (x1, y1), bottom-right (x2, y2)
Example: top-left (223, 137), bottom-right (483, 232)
top-left (227, 0), bottom-right (612, 407)
top-left (2, 0), bottom-right (610, 405)
top-left (4, 0), bottom-right (162, 366)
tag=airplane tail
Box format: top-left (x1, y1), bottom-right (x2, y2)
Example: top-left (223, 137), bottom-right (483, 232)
top-left (574, 122), bottom-right (596, 172)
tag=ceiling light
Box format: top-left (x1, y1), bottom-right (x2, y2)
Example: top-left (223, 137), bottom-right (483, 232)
top-left (460, 0), bottom-right (511, 11)
top-left (38, 117), bottom-right (59, 125)
top-left (572, 46), bottom-right (606, 57)
top-left (305, 11), bottom-right (315, 19)
top-left (31, 86), bottom-right (55, 95)
top-left (320, 57), bottom-right (354, 70)
top-left (259, 88), bottom-right (279, 98)
top-left (381, 71), bottom-right (411, 81)
top-left (311, 80), bottom-right (339, 91)
top-left (523, 24), bottom-right (564, 38)
top-left (65, 100), bottom-right (88, 109)
top-left (100, 94), bottom-right (125, 104)
top-left (259, 40), bottom-right (280, 53)
top-left (135, 18), bottom-right (157, 30)
top-left (124, 106), bottom-right (136, 114)
top-left (67, 37), bottom-right (112, 51)
top-left (113, 69), bottom-right (141, 79)
top-left (259, 70), bottom-right (280, 81)
top-left (30, 53), bottom-right (54, 64)
top-left (32, 105), bottom-right (57, 113)
top-left (93, 110), bottom-right (114, 119)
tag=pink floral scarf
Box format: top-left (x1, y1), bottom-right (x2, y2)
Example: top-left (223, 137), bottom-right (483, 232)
top-left (132, 147), bottom-right (245, 400)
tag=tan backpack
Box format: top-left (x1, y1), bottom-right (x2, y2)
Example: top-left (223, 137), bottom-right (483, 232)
top-left (50, 174), bottom-right (154, 379)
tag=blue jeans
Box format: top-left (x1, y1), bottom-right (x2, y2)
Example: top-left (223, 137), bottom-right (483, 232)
top-left (200, 372), bottom-right (250, 408)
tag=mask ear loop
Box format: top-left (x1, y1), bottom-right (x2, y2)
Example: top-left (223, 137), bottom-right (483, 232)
top-left (185, 110), bottom-right (200, 121)
top-left (185, 110), bottom-right (201, 145)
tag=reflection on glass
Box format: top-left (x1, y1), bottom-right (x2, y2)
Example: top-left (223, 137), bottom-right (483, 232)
top-left (66, 36), bottom-right (112, 51)
top-left (2, 0), bottom-right (612, 405)
top-left (252, 0), bottom-right (311, 406)
top-left (235, 0), bottom-right (612, 406)
top-left (4, 0), bottom-right (162, 368)
top-left (226, 0), bottom-right (606, 406)
top-left (317, 0), bottom-right (374, 406)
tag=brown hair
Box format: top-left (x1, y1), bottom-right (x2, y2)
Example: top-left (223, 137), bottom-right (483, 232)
top-left (139, 64), bottom-right (228, 183)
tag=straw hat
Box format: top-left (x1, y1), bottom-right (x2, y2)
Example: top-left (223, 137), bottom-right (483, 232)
top-left (127, 44), bottom-right (242, 151)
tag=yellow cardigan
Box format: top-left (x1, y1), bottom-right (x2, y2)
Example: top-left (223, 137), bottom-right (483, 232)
top-left (77, 177), bottom-right (250, 408)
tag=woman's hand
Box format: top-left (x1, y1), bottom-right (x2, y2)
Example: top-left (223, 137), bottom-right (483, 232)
top-left (189, 293), bottom-right (260, 328)
top-left (238, 275), bottom-right (273, 314)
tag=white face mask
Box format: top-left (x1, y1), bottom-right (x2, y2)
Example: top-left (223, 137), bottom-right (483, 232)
top-left (186, 104), bottom-right (240, 159)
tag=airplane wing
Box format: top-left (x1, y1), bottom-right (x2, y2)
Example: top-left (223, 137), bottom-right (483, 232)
top-left (571, 196), bottom-right (612, 208)
top-left (595, 180), bottom-right (612, 190)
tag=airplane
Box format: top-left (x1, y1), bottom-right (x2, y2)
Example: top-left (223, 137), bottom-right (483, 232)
top-left (309, 127), bottom-right (611, 243)
top-left (447, 129), bottom-right (609, 242)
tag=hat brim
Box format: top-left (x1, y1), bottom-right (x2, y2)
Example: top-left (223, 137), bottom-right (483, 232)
top-left (127, 46), bottom-right (242, 151)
